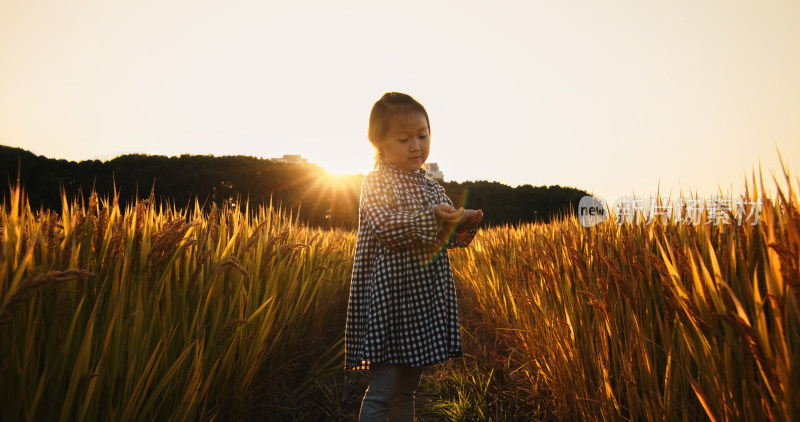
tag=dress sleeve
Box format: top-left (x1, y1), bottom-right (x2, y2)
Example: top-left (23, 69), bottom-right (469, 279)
top-left (433, 182), bottom-right (478, 249)
top-left (360, 172), bottom-right (440, 251)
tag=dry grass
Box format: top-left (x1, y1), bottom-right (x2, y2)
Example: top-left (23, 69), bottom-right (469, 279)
top-left (0, 188), bottom-right (354, 420)
top-left (1, 163), bottom-right (798, 421)
top-left (445, 164), bottom-right (799, 421)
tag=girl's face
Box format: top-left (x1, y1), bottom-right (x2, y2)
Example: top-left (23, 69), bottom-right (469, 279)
top-left (380, 111), bottom-right (430, 172)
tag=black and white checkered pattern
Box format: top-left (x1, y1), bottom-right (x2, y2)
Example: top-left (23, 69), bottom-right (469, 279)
top-left (345, 161), bottom-right (477, 371)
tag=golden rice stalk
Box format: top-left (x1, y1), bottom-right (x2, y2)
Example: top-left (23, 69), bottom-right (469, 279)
top-left (0, 269), bottom-right (92, 329)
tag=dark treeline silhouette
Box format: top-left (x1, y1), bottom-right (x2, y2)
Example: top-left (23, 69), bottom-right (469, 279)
top-left (1, 145), bottom-right (587, 228)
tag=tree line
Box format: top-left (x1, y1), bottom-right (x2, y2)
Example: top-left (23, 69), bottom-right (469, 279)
top-left (0, 145), bottom-right (587, 229)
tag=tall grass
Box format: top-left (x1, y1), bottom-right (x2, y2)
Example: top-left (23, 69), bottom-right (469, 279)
top-left (447, 165), bottom-right (799, 421)
top-left (0, 188), bottom-right (353, 420)
top-left (2, 164), bottom-right (798, 421)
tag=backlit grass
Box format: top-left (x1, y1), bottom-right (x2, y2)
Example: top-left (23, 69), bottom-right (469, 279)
top-left (1, 163), bottom-right (798, 421)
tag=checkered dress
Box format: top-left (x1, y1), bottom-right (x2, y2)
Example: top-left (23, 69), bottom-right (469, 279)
top-left (344, 161), bottom-right (477, 371)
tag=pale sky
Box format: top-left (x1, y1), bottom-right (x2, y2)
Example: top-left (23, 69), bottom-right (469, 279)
top-left (1, 0), bottom-right (798, 203)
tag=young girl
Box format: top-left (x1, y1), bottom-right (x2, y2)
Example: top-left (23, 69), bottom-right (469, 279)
top-left (345, 92), bottom-right (481, 421)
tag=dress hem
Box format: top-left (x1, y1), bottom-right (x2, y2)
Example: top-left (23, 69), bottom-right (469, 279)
top-left (343, 351), bottom-right (464, 372)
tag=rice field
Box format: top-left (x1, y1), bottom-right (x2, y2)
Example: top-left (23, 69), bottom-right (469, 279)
top-left (444, 167), bottom-right (799, 421)
top-left (1, 165), bottom-right (798, 421)
top-left (0, 189), bottom-right (354, 420)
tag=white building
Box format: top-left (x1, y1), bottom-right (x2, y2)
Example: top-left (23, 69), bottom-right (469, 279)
top-left (422, 162), bottom-right (444, 181)
top-left (270, 154), bottom-right (309, 165)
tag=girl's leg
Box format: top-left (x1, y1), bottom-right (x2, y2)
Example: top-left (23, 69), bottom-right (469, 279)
top-left (359, 363), bottom-right (398, 422)
top-left (387, 365), bottom-right (423, 422)
top-left (358, 364), bottom-right (423, 422)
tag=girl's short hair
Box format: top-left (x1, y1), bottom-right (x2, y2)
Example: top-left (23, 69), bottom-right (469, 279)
top-left (368, 92), bottom-right (430, 166)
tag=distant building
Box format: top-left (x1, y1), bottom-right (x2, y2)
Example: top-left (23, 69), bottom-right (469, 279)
top-left (422, 162), bottom-right (444, 181)
top-left (270, 154), bottom-right (309, 165)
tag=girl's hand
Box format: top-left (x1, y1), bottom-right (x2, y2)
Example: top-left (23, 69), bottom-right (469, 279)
top-left (434, 203), bottom-right (463, 225)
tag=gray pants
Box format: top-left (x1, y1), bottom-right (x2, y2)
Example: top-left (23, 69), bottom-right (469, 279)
top-left (358, 363), bottom-right (424, 422)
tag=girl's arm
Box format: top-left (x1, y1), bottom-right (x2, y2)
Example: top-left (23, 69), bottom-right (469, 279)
top-left (360, 172), bottom-right (440, 251)
top-left (434, 185), bottom-right (478, 249)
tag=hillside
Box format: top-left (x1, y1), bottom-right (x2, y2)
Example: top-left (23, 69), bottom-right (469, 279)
top-left (0, 145), bottom-right (587, 228)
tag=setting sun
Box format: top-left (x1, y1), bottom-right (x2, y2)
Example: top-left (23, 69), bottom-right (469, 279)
top-left (1, 0), bottom-right (797, 202)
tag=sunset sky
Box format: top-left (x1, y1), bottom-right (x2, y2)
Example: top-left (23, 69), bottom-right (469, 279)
top-left (1, 0), bottom-right (798, 203)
